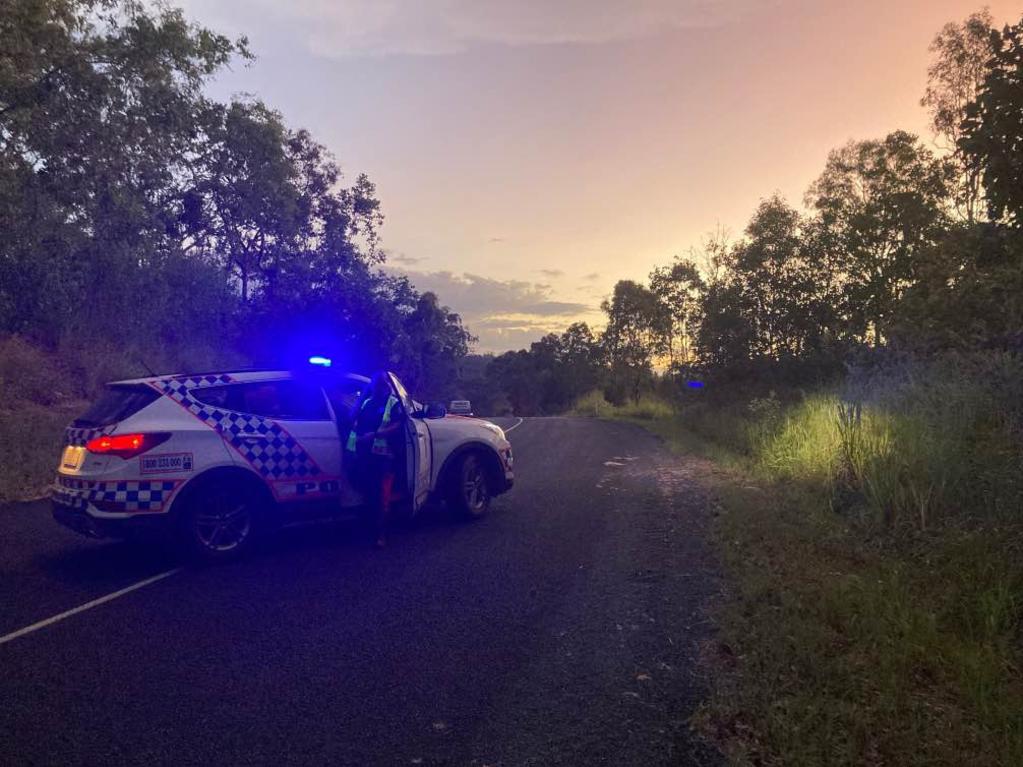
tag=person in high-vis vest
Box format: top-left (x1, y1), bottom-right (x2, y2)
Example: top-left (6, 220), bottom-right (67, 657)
top-left (347, 372), bottom-right (406, 547)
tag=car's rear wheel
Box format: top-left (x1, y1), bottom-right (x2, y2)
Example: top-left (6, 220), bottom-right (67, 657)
top-left (449, 453), bottom-right (491, 520)
top-left (179, 480), bottom-right (264, 562)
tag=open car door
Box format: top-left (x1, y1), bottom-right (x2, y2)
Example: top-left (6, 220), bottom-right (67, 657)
top-left (387, 372), bottom-right (431, 513)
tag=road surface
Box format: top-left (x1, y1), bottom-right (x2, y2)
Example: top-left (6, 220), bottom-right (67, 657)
top-left (0, 417), bottom-right (721, 766)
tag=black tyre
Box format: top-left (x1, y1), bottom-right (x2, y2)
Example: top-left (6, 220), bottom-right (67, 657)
top-left (178, 479), bottom-right (265, 562)
top-left (449, 453), bottom-right (491, 520)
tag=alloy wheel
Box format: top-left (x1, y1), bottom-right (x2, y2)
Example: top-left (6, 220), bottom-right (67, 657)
top-left (194, 494), bottom-right (252, 552)
top-left (463, 462), bottom-right (489, 511)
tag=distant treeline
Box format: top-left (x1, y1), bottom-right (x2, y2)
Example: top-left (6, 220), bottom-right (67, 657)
top-left (473, 9), bottom-right (1023, 415)
top-left (0, 0), bottom-right (472, 401)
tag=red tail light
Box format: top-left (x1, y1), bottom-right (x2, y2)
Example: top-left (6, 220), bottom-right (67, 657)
top-left (85, 433), bottom-right (170, 459)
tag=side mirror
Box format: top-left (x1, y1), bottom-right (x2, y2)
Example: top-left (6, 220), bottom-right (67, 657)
top-left (425, 402), bottom-right (447, 419)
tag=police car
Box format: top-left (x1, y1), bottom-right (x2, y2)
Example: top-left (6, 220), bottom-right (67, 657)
top-left (52, 366), bottom-right (514, 560)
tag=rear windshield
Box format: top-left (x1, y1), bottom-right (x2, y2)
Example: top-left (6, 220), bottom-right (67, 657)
top-left (73, 385), bottom-right (159, 427)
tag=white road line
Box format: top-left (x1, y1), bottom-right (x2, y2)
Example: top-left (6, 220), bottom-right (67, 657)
top-left (0, 567), bottom-right (182, 646)
top-left (505, 417), bottom-right (525, 433)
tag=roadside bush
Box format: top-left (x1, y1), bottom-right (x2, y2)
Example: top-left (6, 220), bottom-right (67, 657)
top-left (698, 352), bottom-right (1023, 531)
top-left (679, 401), bottom-right (753, 455)
top-left (571, 390), bottom-right (675, 420)
top-left (755, 394), bottom-right (842, 488)
top-left (570, 390), bottom-right (613, 417)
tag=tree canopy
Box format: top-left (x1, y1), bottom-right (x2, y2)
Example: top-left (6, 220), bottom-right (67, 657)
top-left (0, 0), bottom-right (471, 391)
top-left (961, 18), bottom-right (1023, 226)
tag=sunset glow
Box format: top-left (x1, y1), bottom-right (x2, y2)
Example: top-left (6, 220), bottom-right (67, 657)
top-left (182, 0), bottom-right (1020, 350)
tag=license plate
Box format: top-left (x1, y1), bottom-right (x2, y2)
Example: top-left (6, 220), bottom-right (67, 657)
top-left (60, 445), bottom-right (85, 471)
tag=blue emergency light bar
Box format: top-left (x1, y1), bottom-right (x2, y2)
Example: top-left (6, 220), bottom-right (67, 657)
top-left (308, 356), bottom-right (332, 367)
top-left (687, 380), bottom-right (705, 389)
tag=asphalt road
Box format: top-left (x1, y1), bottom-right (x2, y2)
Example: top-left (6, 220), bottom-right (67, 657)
top-left (0, 417), bottom-right (721, 766)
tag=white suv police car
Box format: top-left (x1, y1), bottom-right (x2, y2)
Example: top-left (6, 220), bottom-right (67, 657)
top-left (53, 368), bottom-right (514, 559)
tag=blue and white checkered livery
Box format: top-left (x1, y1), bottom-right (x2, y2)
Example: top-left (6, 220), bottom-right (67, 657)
top-left (64, 425), bottom-right (113, 447)
top-left (153, 375), bottom-right (321, 479)
top-left (55, 476), bottom-right (180, 512)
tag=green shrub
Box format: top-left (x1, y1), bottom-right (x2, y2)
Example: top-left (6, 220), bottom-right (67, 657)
top-left (697, 352), bottom-right (1023, 531)
top-left (756, 394), bottom-right (841, 486)
top-left (570, 390), bottom-right (675, 420)
top-left (569, 389), bottom-right (613, 417)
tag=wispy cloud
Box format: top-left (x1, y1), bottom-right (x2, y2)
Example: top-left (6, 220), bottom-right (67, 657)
top-left (398, 270), bottom-right (589, 316)
top-left (391, 268), bottom-right (596, 351)
top-left (538, 268), bottom-right (565, 278)
top-left (388, 252), bottom-right (423, 266)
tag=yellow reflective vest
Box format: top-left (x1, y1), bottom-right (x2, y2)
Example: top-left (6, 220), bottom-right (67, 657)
top-left (346, 395), bottom-right (399, 457)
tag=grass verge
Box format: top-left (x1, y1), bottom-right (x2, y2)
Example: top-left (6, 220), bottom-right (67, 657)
top-left (0, 402), bottom-right (86, 502)
top-left (576, 389), bottom-right (1023, 766)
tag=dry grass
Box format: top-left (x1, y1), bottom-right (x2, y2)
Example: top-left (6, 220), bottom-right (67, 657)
top-left (0, 402), bottom-right (86, 502)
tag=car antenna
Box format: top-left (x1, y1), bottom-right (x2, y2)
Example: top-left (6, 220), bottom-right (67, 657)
top-left (138, 357), bottom-right (156, 376)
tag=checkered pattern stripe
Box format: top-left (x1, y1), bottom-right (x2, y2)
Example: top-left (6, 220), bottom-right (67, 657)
top-left (54, 476), bottom-right (180, 512)
top-left (64, 425), bottom-right (113, 447)
top-left (63, 376), bottom-right (232, 446)
top-left (53, 483), bottom-right (88, 510)
top-left (92, 480), bottom-right (178, 511)
top-left (165, 374), bottom-right (234, 387)
top-left (153, 375), bottom-right (320, 479)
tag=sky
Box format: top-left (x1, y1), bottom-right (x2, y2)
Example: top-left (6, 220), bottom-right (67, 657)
top-left (177, 0), bottom-right (1020, 352)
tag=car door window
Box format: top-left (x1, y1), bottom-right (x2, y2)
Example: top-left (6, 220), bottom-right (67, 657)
top-left (192, 384), bottom-right (236, 410)
top-left (243, 382), bottom-right (330, 420)
top-left (325, 379), bottom-right (365, 416)
top-left (193, 381), bottom-right (330, 420)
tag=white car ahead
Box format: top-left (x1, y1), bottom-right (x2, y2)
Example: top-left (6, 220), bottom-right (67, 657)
top-left (448, 400), bottom-right (473, 416)
top-left (52, 368), bottom-right (514, 559)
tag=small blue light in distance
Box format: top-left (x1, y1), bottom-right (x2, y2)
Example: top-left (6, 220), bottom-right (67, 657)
top-left (687, 380), bottom-right (705, 389)
top-left (308, 356), bottom-right (332, 367)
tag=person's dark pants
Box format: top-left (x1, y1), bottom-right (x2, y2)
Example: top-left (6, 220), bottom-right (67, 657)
top-left (356, 454), bottom-right (397, 543)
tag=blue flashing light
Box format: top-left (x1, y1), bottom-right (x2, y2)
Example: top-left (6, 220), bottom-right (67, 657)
top-left (308, 355), bottom-right (332, 368)
top-left (687, 380), bottom-right (705, 389)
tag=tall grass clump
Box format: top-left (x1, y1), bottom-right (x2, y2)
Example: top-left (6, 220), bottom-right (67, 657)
top-left (733, 352), bottom-right (1023, 531)
top-left (751, 394), bottom-right (843, 487)
top-left (570, 389), bottom-right (675, 420)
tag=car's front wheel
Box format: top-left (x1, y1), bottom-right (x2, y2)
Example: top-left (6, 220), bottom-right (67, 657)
top-left (179, 480), bottom-right (264, 562)
top-left (449, 453), bottom-right (491, 520)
